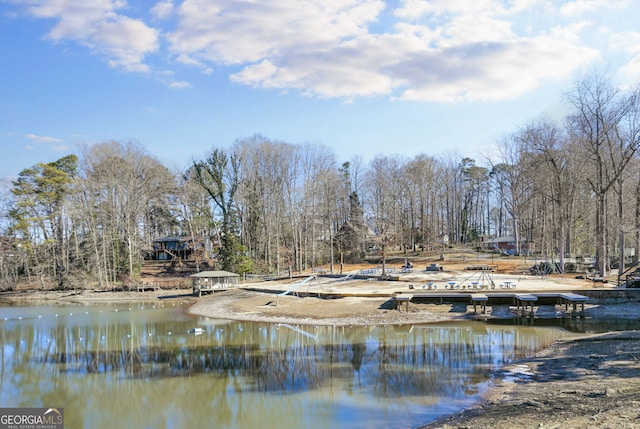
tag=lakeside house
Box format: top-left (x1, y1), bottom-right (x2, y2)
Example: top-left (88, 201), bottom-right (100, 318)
top-left (151, 236), bottom-right (209, 261)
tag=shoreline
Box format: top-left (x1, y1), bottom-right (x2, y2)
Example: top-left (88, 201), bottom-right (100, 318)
top-left (420, 330), bottom-right (640, 429)
top-left (187, 288), bottom-right (473, 325)
top-left (2, 286), bottom-right (640, 428)
top-left (3, 284), bottom-right (627, 328)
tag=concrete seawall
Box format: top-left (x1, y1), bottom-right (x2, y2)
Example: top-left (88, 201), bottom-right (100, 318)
top-left (577, 288), bottom-right (640, 304)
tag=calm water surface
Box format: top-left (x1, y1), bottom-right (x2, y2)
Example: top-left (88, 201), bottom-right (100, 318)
top-left (0, 301), bottom-right (570, 429)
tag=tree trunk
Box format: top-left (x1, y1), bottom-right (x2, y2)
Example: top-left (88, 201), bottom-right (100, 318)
top-left (596, 191), bottom-right (607, 276)
top-left (618, 179), bottom-right (625, 275)
top-left (635, 173), bottom-right (640, 265)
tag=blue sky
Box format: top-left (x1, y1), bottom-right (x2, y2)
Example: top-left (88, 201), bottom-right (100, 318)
top-left (1, 0), bottom-right (639, 185)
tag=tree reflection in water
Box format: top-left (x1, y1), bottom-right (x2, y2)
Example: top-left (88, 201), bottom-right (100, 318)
top-left (0, 304), bottom-right (569, 428)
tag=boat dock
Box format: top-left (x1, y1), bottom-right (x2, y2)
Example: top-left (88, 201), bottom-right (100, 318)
top-left (393, 291), bottom-right (590, 317)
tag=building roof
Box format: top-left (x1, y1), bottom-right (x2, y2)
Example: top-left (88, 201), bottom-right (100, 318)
top-left (190, 270), bottom-right (239, 278)
top-left (483, 236), bottom-right (514, 244)
top-left (154, 236), bottom-right (205, 243)
top-left (483, 236), bottom-right (527, 244)
top-left (154, 236), bottom-right (191, 243)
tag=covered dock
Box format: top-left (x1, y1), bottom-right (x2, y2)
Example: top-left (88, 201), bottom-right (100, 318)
top-left (191, 270), bottom-right (240, 297)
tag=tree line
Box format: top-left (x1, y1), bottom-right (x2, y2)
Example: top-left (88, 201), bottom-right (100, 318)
top-left (2, 72), bottom-right (639, 289)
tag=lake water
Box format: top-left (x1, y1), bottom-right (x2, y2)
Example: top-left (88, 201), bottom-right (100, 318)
top-left (0, 301), bottom-right (570, 429)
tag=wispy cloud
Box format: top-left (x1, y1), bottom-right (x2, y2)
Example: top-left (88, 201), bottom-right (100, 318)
top-left (23, 135), bottom-right (70, 152)
top-left (560, 0), bottom-right (632, 17)
top-left (168, 80), bottom-right (191, 89)
top-left (609, 31), bottom-right (640, 81)
top-left (25, 133), bottom-right (62, 143)
top-left (151, 0), bottom-right (174, 21)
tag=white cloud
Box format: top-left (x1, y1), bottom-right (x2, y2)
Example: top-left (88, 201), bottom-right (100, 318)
top-left (151, 0), bottom-right (174, 20)
top-left (168, 0), bottom-right (602, 101)
top-left (560, 0), bottom-right (631, 17)
top-left (396, 0), bottom-right (500, 20)
top-left (610, 32), bottom-right (640, 81)
top-left (619, 56), bottom-right (640, 80)
top-left (22, 134), bottom-right (72, 153)
top-left (19, 0), bottom-right (158, 73)
top-left (25, 133), bottom-right (62, 143)
top-left (9, 0), bottom-right (637, 102)
top-left (399, 32), bottom-right (599, 102)
top-left (168, 80), bottom-right (191, 89)
top-left (231, 49), bottom-right (396, 98)
top-left (167, 0), bottom-right (385, 64)
top-left (609, 32), bottom-right (640, 54)
top-left (96, 16), bottom-right (159, 72)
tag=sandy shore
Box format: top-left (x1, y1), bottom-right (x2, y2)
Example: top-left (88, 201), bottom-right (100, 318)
top-left (188, 288), bottom-right (469, 325)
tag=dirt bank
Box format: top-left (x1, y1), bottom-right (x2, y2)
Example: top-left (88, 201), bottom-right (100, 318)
top-left (186, 288), bottom-right (469, 325)
top-left (422, 331), bottom-right (640, 429)
top-left (0, 288), bottom-right (196, 304)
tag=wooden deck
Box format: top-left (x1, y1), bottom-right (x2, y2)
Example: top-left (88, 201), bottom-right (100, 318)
top-left (470, 294), bottom-right (488, 314)
top-left (514, 293), bottom-right (538, 316)
top-left (534, 292), bottom-right (589, 313)
top-left (137, 282), bottom-right (160, 292)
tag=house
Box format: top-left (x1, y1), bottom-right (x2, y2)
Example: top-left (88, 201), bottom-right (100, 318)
top-left (337, 221), bottom-right (378, 252)
top-left (152, 236), bottom-right (208, 261)
top-left (191, 270), bottom-right (240, 297)
top-left (482, 236), bottom-right (528, 255)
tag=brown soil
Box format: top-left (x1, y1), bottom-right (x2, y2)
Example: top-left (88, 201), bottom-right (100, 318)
top-left (423, 331), bottom-right (640, 429)
top-left (187, 288), bottom-right (465, 326)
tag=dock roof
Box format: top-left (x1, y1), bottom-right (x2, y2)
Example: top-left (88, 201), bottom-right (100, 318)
top-left (190, 270), bottom-right (239, 278)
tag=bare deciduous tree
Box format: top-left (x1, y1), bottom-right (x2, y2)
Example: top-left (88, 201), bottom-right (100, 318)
top-left (567, 73), bottom-right (640, 276)
top-left (78, 141), bottom-right (174, 286)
